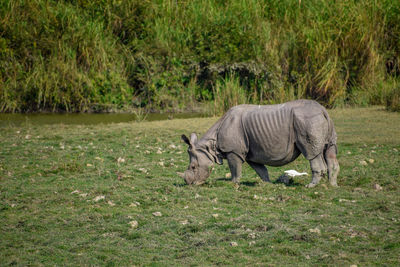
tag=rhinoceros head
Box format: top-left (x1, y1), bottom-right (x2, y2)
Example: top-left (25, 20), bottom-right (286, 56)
top-left (179, 133), bottom-right (214, 185)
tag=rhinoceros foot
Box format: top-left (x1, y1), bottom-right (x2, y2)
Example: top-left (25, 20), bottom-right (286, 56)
top-left (305, 183), bottom-right (318, 188)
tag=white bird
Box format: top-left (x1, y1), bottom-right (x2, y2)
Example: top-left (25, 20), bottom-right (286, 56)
top-left (284, 170), bottom-right (308, 177)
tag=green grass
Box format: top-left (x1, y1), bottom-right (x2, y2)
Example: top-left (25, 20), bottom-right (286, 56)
top-left (1, 107), bottom-right (400, 265)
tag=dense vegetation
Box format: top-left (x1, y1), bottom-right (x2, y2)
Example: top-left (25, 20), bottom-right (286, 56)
top-left (1, 0), bottom-right (400, 112)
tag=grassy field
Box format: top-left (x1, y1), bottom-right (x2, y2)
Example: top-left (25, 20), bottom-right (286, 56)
top-left (1, 107), bottom-right (400, 266)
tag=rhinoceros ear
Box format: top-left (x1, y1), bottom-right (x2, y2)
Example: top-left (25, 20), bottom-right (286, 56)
top-left (181, 134), bottom-right (191, 146)
top-left (181, 133), bottom-right (198, 147)
top-left (190, 133), bottom-right (198, 144)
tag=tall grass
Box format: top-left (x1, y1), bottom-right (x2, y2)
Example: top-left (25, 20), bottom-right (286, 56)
top-left (385, 79), bottom-right (400, 112)
top-left (0, 0), bottom-right (399, 112)
top-left (0, 0), bottom-right (133, 112)
top-left (211, 74), bottom-right (248, 115)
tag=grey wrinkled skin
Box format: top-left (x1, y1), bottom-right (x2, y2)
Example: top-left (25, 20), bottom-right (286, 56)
top-left (181, 100), bottom-right (340, 188)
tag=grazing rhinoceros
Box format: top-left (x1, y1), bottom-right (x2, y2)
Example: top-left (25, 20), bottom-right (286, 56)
top-left (179, 99), bottom-right (339, 188)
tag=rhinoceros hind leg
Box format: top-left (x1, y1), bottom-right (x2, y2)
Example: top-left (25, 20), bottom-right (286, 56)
top-left (325, 145), bottom-right (339, 187)
top-left (226, 152), bottom-right (244, 184)
top-left (306, 154), bottom-right (327, 188)
top-left (247, 161), bottom-right (270, 182)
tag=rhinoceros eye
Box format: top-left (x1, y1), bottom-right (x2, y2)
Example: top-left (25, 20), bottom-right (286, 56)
top-left (190, 157), bottom-right (198, 170)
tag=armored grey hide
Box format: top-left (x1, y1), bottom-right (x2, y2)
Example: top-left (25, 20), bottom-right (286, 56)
top-left (181, 99), bottom-right (340, 188)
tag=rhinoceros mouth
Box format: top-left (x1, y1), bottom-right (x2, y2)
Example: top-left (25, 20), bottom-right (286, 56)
top-left (180, 167), bottom-right (212, 185)
top-left (183, 170), bottom-right (195, 185)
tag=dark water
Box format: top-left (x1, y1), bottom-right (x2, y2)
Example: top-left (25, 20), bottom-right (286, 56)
top-left (0, 112), bottom-right (205, 127)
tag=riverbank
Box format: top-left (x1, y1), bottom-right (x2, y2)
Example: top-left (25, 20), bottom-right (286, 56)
top-left (0, 111), bottom-right (206, 127)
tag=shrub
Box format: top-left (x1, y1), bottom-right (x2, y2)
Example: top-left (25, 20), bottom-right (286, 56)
top-left (1, 0), bottom-right (400, 112)
top-left (386, 86), bottom-right (400, 112)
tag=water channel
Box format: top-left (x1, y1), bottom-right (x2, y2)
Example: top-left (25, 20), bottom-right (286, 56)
top-left (0, 112), bottom-right (205, 127)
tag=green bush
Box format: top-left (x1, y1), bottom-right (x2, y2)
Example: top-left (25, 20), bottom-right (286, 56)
top-left (0, 0), bottom-right (132, 112)
top-left (1, 0), bottom-right (400, 112)
top-left (386, 86), bottom-right (400, 112)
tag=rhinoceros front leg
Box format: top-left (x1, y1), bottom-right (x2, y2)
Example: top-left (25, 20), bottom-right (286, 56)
top-left (226, 152), bottom-right (244, 184)
top-left (306, 154), bottom-right (327, 188)
top-left (247, 161), bottom-right (270, 182)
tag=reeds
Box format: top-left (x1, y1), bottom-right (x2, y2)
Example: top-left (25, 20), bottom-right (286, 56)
top-left (211, 74), bottom-right (248, 115)
top-left (0, 0), bottom-right (399, 112)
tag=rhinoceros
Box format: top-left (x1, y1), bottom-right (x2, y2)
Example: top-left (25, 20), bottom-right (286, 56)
top-left (179, 99), bottom-right (339, 188)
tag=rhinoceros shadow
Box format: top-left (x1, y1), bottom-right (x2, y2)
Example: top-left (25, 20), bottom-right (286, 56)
top-left (214, 177), bottom-right (258, 187)
top-left (173, 182), bottom-right (187, 187)
top-left (214, 177), bottom-right (302, 187)
top-left (173, 177), bottom-right (302, 187)
top-left (273, 180), bottom-right (302, 187)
